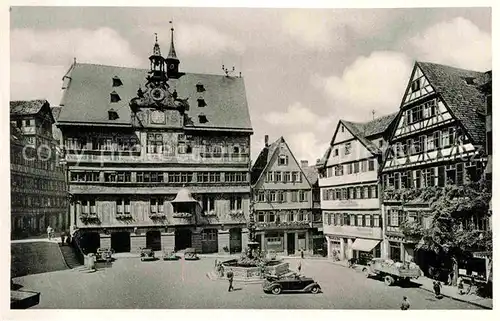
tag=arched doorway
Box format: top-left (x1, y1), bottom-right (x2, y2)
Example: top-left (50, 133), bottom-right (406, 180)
top-left (175, 229), bottom-right (192, 252)
top-left (229, 228), bottom-right (242, 253)
top-left (146, 230), bottom-right (162, 251)
top-left (201, 229), bottom-right (218, 253)
top-left (80, 232), bottom-right (100, 254)
top-left (111, 231), bottom-right (131, 253)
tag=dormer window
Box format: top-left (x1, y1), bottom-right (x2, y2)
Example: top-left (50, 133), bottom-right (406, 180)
top-left (112, 76), bottom-right (123, 87)
top-left (463, 77), bottom-right (476, 85)
top-left (108, 108), bottom-right (119, 120)
top-left (197, 98), bottom-right (207, 107)
top-left (196, 83), bottom-right (205, 92)
top-left (198, 114), bottom-right (208, 123)
top-left (110, 91), bottom-right (121, 103)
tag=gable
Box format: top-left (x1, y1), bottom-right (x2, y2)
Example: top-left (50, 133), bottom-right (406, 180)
top-left (254, 138), bottom-right (311, 189)
top-left (332, 122), bottom-right (355, 144)
top-left (403, 66), bottom-right (435, 105)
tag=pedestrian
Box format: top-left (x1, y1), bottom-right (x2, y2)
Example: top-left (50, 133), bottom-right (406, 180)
top-left (433, 280), bottom-right (442, 298)
top-left (301, 249), bottom-right (304, 259)
top-left (227, 269), bottom-right (234, 292)
top-left (60, 231), bottom-right (66, 245)
top-left (47, 226), bottom-right (53, 240)
top-left (298, 261), bottom-right (302, 274)
top-left (400, 296), bottom-right (410, 310)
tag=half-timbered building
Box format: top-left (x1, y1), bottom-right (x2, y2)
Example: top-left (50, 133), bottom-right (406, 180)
top-left (251, 136), bottom-right (322, 256)
top-left (10, 100), bottom-right (68, 238)
top-left (317, 114), bottom-right (397, 262)
top-left (57, 29), bottom-right (253, 254)
top-left (381, 62), bottom-right (490, 262)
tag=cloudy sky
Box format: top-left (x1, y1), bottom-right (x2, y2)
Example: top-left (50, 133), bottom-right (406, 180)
top-left (10, 6), bottom-right (491, 164)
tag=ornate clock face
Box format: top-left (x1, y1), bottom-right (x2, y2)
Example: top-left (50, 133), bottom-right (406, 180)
top-left (151, 88), bottom-right (165, 101)
top-left (169, 64), bottom-right (175, 70)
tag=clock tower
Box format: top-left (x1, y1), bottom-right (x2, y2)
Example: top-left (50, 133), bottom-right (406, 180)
top-left (166, 21), bottom-right (180, 79)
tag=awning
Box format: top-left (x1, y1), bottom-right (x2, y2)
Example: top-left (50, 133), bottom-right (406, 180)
top-left (351, 239), bottom-right (380, 252)
top-left (171, 188), bottom-right (198, 203)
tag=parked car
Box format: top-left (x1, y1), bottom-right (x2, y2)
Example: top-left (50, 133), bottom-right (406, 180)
top-left (362, 258), bottom-right (422, 286)
top-left (263, 272), bottom-right (321, 295)
top-left (96, 248), bottom-right (113, 262)
top-left (140, 248), bottom-right (156, 261)
top-left (184, 248), bottom-right (199, 260)
top-left (162, 250), bottom-right (180, 261)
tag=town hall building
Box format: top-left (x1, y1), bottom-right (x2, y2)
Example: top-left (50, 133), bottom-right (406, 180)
top-left (56, 28), bottom-right (253, 254)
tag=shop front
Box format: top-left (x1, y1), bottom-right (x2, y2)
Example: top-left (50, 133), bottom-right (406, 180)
top-left (351, 238), bottom-right (381, 265)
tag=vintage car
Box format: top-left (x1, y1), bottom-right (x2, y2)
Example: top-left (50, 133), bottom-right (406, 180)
top-left (162, 250), bottom-right (180, 261)
top-left (140, 248), bottom-right (156, 261)
top-left (263, 272), bottom-right (321, 295)
top-left (96, 248), bottom-right (113, 262)
top-left (362, 258), bottom-right (422, 286)
top-left (184, 248), bottom-right (200, 260)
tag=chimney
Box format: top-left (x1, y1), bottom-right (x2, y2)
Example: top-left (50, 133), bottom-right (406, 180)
top-left (301, 160), bottom-right (309, 168)
top-left (265, 135), bottom-right (269, 147)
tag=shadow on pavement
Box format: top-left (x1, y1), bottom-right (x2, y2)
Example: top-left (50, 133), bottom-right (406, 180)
top-left (399, 281), bottom-right (423, 289)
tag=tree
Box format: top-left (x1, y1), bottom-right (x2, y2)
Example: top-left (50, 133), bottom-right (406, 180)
top-left (400, 177), bottom-right (492, 285)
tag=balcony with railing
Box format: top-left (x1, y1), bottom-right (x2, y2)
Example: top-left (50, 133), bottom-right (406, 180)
top-left (256, 221), bottom-right (311, 230)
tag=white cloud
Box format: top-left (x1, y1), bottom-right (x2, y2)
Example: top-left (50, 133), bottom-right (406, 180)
top-left (175, 23), bottom-right (245, 56)
top-left (10, 62), bottom-right (66, 106)
top-left (288, 132), bottom-right (329, 165)
top-left (264, 102), bottom-right (333, 130)
top-left (281, 10), bottom-right (393, 50)
top-left (312, 51), bottom-right (412, 119)
top-left (409, 17), bottom-right (491, 71)
top-left (11, 27), bottom-right (142, 67)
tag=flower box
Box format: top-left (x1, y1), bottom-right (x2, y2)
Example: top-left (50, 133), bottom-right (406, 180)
top-left (149, 214), bottom-right (166, 219)
top-left (172, 212), bottom-right (192, 218)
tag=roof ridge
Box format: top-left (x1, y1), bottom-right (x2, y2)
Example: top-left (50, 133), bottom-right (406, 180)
top-left (417, 61), bottom-right (487, 74)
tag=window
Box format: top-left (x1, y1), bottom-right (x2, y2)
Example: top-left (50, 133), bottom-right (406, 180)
top-left (322, 190), bottom-right (328, 201)
top-left (117, 172), bottom-right (131, 183)
top-left (327, 167), bottom-right (333, 178)
top-left (196, 83), bottom-right (205, 92)
top-left (257, 191), bottom-right (265, 202)
top-left (456, 163), bottom-right (464, 185)
top-left (112, 76), bottom-right (123, 87)
top-left (347, 163), bottom-right (353, 175)
top-left (344, 142), bottom-right (352, 155)
top-left (426, 133), bottom-right (435, 151)
top-left (341, 125), bottom-right (345, 132)
top-left (353, 162), bottom-right (360, 173)
top-left (424, 168), bottom-right (434, 187)
top-left (355, 187), bottom-right (361, 199)
top-left (110, 91), bottom-right (121, 103)
top-left (410, 105), bottom-right (423, 123)
top-left (350, 214), bottom-right (355, 226)
top-left (25, 119), bottom-right (32, 127)
top-left (202, 196), bottom-right (215, 212)
top-left (283, 172), bottom-right (291, 183)
top-left (357, 215), bottom-right (363, 227)
top-left (365, 215), bottom-right (371, 227)
top-left (368, 160), bottom-right (375, 171)
top-left (394, 172), bottom-right (400, 190)
top-left (291, 172), bottom-right (298, 182)
top-left (274, 171), bottom-right (282, 183)
top-left (278, 155), bottom-right (288, 166)
top-left (446, 165), bottom-right (456, 184)
top-left (268, 212), bottom-right (276, 222)
top-left (288, 212), bottom-right (295, 222)
top-left (390, 210), bottom-right (399, 227)
top-left (438, 166), bottom-right (446, 187)
top-left (449, 127), bottom-right (456, 145)
top-left (267, 172), bottom-right (273, 182)
top-left (335, 189), bottom-right (341, 200)
top-left (104, 172), bottom-right (117, 182)
top-left (335, 165), bottom-right (344, 176)
top-left (268, 191), bottom-right (277, 202)
top-left (361, 160), bottom-right (367, 172)
top-left (230, 195), bottom-right (242, 210)
top-left (258, 212), bottom-right (265, 222)
top-left (373, 215), bottom-right (380, 228)
top-left (197, 98), bottom-right (207, 107)
top-left (277, 191), bottom-right (286, 203)
top-left (441, 129), bottom-right (450, 147)
top-left (334, 149), bottom-right (339, 156)
top-left (147, 133), bottom-right (163, 154)
top-left (411, 79), bottom-right (421, 93)
top-left (225, 172), bottom-right (247, 183)
top-left (291, 191), bottom-right (298, 202)
top-left (299, 190), bottom-right (308, 202)
top-left (117, 199), bottom-right (131, 214)
top-left (371, 185), bottom-right (378, 199)
top-left (414, 170), bottom-right (421, 189)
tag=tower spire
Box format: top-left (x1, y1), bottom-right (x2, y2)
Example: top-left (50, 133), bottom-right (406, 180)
top-left (168, 20), bottom-right (177, 59)
top-left (152, 32), bottom-right (162, 56)
top-left (166, 20), bottom-right (180, 78)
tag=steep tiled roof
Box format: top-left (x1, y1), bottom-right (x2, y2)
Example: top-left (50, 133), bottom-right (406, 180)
top-left (342, 112), bottom-right (397, 154)
top-left (10, 100), bottom-right (49, 116)
top-left (250, 137), bottom-right (283, 185)
top-left (58, 63), bottom-right (252, 131)
top-left (302, 165), bottom-right (319, 186)
top-left (417, 62), bottom-right (488, 145)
